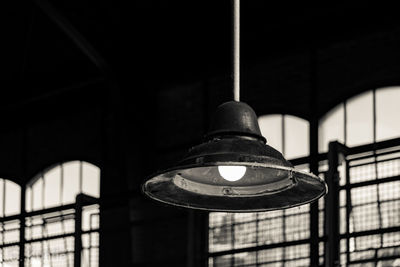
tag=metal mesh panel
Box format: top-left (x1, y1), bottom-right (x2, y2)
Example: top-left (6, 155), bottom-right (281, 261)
top-left (209, 143), bottom-right (400, 266)
top-left (0, 219), bottom-right (20, 266)
top-left (319, 242), bottom-right (325, 266)
top-left (82, 212), bottom-right (100, 267)
top-left (1, 220), bottom-right (20, 245)
top-left (210, 206), bottom-right (310, 249)
top-left (342, 152), bottom-right (400, 266)
top-left (349, 156), bottom-right (400, 183)
top-left (82, 233), bottom-right (99, 267)
top-left (209, 245), bottom-right (309, 267)
top-left (258, 214), bottom-right (284, 246)
top-left (209, 162), bottom-right (312, 266)
top-left (25, 237), bottom-right (74, 267)
top-left (0, 203), bottom-right (99, 267)
top-left (209, 206), bottom-right (310, 266)
top-left (0, 245), bottom-right (19, 266)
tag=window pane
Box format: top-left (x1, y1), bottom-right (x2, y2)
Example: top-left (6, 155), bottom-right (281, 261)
top-left (319, 103), bottom-right (344, 153)
top-left (25, 187), bottom-right (32, 212)
top-left (5, 180), bottom-right (20, 216)
top-left (346, 90), bottom-right (373, 146)
top-left (63, 161), bottom-right (81, 204)
top-left (376, 86), bottom-right (400, 141)
top-left (32, 177), bottom-right (43, 210)
top-left (284, 115), bottom-right (309, 159)
top-left (0, 179), bottom-right (4, 216)
top-left (82, 162), bottom-right (100, 198)
top-left (259, 115), bottom-right (283, 153)
top-left (44, 165), bottom-right (61, 208)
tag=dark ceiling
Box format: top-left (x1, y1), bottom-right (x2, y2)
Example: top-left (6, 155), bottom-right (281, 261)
top-left (3, 4), bottom-right (400, 265)
top-left (3, 3), bottom-right (400, 119)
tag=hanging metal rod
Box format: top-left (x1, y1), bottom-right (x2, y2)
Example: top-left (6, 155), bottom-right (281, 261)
top-left (233, 0), bottom-right (240, 102)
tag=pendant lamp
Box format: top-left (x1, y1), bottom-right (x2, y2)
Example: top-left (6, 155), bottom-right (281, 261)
top-left (141, 0), bottom-right (327, 212)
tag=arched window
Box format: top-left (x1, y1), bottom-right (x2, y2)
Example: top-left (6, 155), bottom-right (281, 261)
top-left (209, 115), bottom-right (312, 266)
top-left (26, 161), bottom-right (100, 211)
top-left (319, 86), bottom-right (400, 152)
top-left (0, 161), bottom-right (100, 267)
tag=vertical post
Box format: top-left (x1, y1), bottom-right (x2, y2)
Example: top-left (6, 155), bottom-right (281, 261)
top-left (74, 194), bottom-right (83, 267)
top-left (345, 159), bottom-right (351, 265)
top-left (325, 141), bottom-right (341, 267)
top-left (2, 180), bottom-right (4, 264)
top-left (19, 186), bottom-right (26, 267)
top-left (372, 89), bottom-right (384, 249)
top-left (79, 161), bottom-right (83, 193)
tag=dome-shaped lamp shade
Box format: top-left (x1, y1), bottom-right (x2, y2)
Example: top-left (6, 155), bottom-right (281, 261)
top-left (142, 101), bottom-right (327, 212)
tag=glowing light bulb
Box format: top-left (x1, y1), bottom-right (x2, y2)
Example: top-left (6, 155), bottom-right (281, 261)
top-left (218, 165), bottom-right (246, 181)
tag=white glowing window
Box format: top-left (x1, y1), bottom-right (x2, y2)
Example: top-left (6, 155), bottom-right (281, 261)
top-left (259, 114), bottom-right (283, 153)
top-left (319, 87), bottom-right (400, 152)
top-left (258, 114), bottom-right (309, 159)
top-left (346, 90), bottom-right (374, 147)
top-left (319, 104), bottom-right (344, 153)
top-left (0, 179), bottom-right (21, 217)
top-left (24, 161), bottom-right (100, 267)
top-left (26, 161), bottom-right (100, 211)
top-left (376, 86), bottom-right (400, 141)
top-left (284, 115), bottom-right (310, 159)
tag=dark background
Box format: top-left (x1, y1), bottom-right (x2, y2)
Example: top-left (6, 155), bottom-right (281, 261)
top-left (2, 2), bottom-right (400, 266)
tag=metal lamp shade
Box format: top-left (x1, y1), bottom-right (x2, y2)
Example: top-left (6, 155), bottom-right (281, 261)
top-left (142, 101), bottom-right (327, 212)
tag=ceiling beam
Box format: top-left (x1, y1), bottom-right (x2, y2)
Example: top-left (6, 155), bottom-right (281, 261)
top-left (33, 0), bottom-right (111, 77)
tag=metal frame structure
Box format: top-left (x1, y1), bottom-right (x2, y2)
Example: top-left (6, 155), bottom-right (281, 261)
top-left (0, 193), bottom-right (99, 267)
top-left (329, 138), bottom-right (400, 266)
top-left (208, 137), bottom-right (400, 267)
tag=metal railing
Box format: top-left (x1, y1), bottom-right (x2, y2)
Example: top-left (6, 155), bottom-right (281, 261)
top-left (326, 138), bottom-right (400, 266)
top-left (0, 193), bottom-right (99, 267)
top-left (208, 137), bottom-right (400, 267)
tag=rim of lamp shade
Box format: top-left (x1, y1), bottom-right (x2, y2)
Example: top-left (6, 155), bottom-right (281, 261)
top-left (141, 102), bottom-right (327, 212)
top-left (142, 164), bottom-right (326, 212)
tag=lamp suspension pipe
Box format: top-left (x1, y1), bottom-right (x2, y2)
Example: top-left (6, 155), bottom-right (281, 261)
top-left (233, 0), bottom-right (240, 102)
